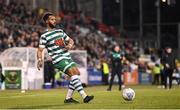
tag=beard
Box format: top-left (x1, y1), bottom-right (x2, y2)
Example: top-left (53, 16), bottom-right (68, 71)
top-left (49, 23), bottom-right (56, 29)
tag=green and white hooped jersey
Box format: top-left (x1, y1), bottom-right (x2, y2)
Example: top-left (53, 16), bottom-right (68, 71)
top-left (39, 29), bottom-right (71, 64)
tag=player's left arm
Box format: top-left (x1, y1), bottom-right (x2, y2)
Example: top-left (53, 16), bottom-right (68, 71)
top-left (66, 38), bottom-right (74, 50)
top-left (63, 33), bottom-right (74, 50)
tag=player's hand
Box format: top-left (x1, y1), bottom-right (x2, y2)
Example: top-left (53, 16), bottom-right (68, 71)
top-left (64, 75), bottom-right (71, 80)
top-left (65, 44), bottom-right (73, 50)
top-left (37, 59), bottom-right (43, 70)
top-left (165, 63), bottom-right (170, 68)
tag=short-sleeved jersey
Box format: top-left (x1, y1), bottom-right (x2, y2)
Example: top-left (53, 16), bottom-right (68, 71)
top-left (111, 51), bottom-right (123, 68)
top-left (39, 29), bottom-right (71, 64)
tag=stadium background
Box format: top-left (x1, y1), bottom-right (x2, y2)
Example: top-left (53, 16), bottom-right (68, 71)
top-left (0, 0), bottom-right (180, 109)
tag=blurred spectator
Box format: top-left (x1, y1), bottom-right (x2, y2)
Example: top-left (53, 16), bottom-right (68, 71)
top-left (44, 57), bottom-right (55, 88)
top-left (101, 58), bottom-right (110, 85)
top-left (0, 0), bottom-right (143, 72)
top-left (161, 47), bottom-right (176, 89)
top-left (152, 64), bottom-right (161, 85)
top-left (160, 64), bottom-right (165, 88)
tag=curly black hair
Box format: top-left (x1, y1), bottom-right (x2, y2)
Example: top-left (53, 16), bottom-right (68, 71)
top-left (42, 12), bottom-right (54, 22)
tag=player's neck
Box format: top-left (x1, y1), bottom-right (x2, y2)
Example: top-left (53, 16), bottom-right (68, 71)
top-left (47, 25), bottom-right (55, 31)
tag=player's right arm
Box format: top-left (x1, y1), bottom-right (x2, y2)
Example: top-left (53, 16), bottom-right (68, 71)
top-left (37, 34), bottom-right (47, 70)
top-left (37, 47), bottom-right (44, 70)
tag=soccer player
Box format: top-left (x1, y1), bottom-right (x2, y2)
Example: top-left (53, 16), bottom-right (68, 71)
top-left (107, 45), bottom-right (125, 91)
top-left (161, 46), bottom-right (176, 89)
top-left (37, 12), bottom-right (94, 103)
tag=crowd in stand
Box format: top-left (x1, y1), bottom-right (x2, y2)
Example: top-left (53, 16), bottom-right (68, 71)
top-left (0, 0), bottom-right (140, 68)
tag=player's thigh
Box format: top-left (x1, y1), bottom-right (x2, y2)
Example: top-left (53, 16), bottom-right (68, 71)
top-left (67, 66), bottom-right (80, 76)
top-left (64, 59), bottom-right (80, 76)
top-left (54, 59), bottom-right (76, 75)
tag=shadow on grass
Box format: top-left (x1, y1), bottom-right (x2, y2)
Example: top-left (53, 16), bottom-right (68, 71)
top-left (7, 103), bottom-right (81, 109)
top-left (121, 101), bottom-right (134, 104)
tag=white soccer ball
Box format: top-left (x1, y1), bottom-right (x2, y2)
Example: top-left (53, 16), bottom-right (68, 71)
top-left (122, 88), bottom-right (135, 101)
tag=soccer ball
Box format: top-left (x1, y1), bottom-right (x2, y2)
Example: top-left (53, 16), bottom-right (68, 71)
top-left (122, 88), bottom-right (135, 101)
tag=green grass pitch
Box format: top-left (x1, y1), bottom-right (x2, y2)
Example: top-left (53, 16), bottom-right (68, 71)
top-left (0, 85), bottom-right (180, 109)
